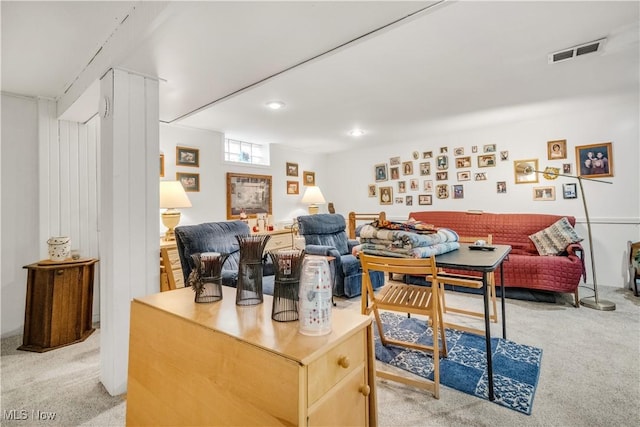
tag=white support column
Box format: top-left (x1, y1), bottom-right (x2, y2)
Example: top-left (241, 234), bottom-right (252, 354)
top-left (99, 68), bottom-right (160, 396)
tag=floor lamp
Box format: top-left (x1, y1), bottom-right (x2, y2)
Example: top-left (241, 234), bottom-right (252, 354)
top-left (515, 164), bottom-right (615, 311)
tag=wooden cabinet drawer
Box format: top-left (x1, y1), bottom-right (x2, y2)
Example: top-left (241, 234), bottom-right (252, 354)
top-left (308, 366), bottom-right (369, 427)
top-left (265, 232), bottom-right (293, 252)
top-left (307, 329), bottom-right (365, 404)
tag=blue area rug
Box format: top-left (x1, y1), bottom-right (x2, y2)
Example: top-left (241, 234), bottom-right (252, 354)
top-left (374, 312), bottom-right (542, 415)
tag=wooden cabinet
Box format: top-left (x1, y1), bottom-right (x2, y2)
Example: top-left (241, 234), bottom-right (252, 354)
top-left (19, 258), bottom-right (98, 352)
top-left (254, 228), bottom-right (294, 253)
top-left (126, 287), bottom-right (377, 426)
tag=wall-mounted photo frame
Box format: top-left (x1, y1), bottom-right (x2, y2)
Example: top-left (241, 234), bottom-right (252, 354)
top-left (500, 150), bottom-right (509, 161)
top-left (423, 180), bottom-right (433, 192)
top-left (418, 194), bottom-right (432, 205)
top-left (286, 181), bottom-right (299, 195)
top-left (477, 154), bottom-right (496, 167)
top-left (563, 183), bottom-right (578, 199)
top-left (483, 144), bottom-right (496, 153)
top-left (226, 172), bottom-right (272, 219)
top-left (412, 151), bottom-right (419, 160)
top-left (286, 162), bottom-right (299, 177)
top-left (177, 172), bottom-right (200, 192)
top-left (389, 156), bottom-right (401, 166)
top-left (160, 154), bottom-right (165, 177)
top-left (436, 184), bottom-right (449, 199)
top-left (410, 179), bottom-right (419, 191)
top-left (436, 155), bottom-right (448, 170)
top-left (576, 142), bottom-right (613, 178)
top-left (422, 151), bottom-right (433, 159)
top-left (406, 195), bottom-right (413, 206)
top-left (452, 184), bottom-right (464, 199)
top-left (419, 162), bottom-right (431, 176)
top-left (548, 139), bottom-right (567, 160)
top-left (176, 146), bottom-right (199, 167)
top-left (402, 161), bottom-right (413, 175)
top-left (454, 147), bottom-right (464, 156)
top-left (475, 172), bottom-right (487, 181)
top-left (395, 197), bottom-right (404, 204)
top-left (390, 166), bottom-right (400, 180)
top-left (368, 185), bottom-right (377, 197)
top-left (398, 181), bottom-right (406, 193)
top-left (457, 171), bottom-right (471, 181)
top-left (497, 181), bottom-right (507, 193)
top-left (533, 186), bottom-right (555, 201)
top-left (379, 186), bottom-right (393, 205)
top-left (514, 159), bottom-right (539, 184)
top-left (436, 171), bottom-right (448, 181)
top-left (563, 163), bottom-right (572, 174)
top-left (455, 156), bottom-right (471, 168)
top-left (303, 171), bottom-right (315, 186)
top-left (375, 163), bottom-right (388, 182)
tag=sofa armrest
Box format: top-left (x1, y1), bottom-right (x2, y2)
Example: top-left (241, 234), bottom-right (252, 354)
top-left (347, 239), bottom-right (360, 252)
top-left (305, 244), bottom-right (341, 259)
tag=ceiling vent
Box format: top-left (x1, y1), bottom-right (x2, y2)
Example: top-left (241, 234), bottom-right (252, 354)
top-left (548, 38), bottom-right (607, 64)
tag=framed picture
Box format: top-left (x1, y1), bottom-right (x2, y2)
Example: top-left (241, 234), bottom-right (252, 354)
top-left (422, 151), bottom-right (433, 159)
top-left (368, 184), bottom-right (377, 197)
top-left (412, 151), bottom-right (419, 160)
top-left (436, 171), bottom-right (448, 181)
top-left (418, 194), bottom-right (432, 205)
top-left (452, 184), bottom-right (464, 199)
top-left (286, 162), bottom-right (298, 177)
top-left (475, 172), bottom-right (487, 181)
top-left (395, 197), bottom-right (404, 204)
top-left (436, 155), bottom-right (448, 170)
top-left (176, 146), bottom-right (199, 167)
top-left (454, 147), bottom-right (464, 156)
top-left (436, 184), bottom-right (449, 199)
top-left (457, 171), bottom-right (471, 181)
top-left (419, 162), bottom-right (431, 176)
top-left (375, 164), bottom-right (388, 182)
top-left (410, 179), bottom-right (419, 191)
top-left (500, 150), bottom-right (509, 161)
top-left (563, 163), bottom-right (572, 174)
top-left (497, 181), bottom-right (507, 193)
top-left (176, 172), bottom-right (200, 192)
top-left (477, 154), bottom-right (496, 167)
top-left (455, 156), bottom-right (471, 168)
top-left (287, 181), bottom-right (299, 195)
top-left (389, 156), bottom-right (401, 166)
top-left (160, 154), bottom-right (165, 177)
top-left (576, 142), bottom-right (613, 178)
top-left (402, 161), bottom-right (413, 175)
top-left (548, 139), bottom-right (567, 160)
top-left (563, 183), bottom-right (578, 199)
top-left (484, 144), bottom-right (496, 153)
top-left (514, 159), bottom-right (539, 184)
top-left (226, 172), bottom-right (272, 219)
top-left (303, 171), bottom-right (315, 186)
top-left (390, 166), bottom-right (400, 180)
top-left (423, 180), bottom-right (433, 192)
top-left (533, 186), bottom-right (555, 201)
top-left (406, 195), bottom-right (413, 206)
top-left (398, 181), bottom-right (407, 193)
top-left (379, 186), bottom-right (393, 205)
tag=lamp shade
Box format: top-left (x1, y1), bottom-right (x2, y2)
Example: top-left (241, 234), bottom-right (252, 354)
top-left (301, 186), bottom-right (326, 205)
top-left (160, 181), bottom-right (192, 209)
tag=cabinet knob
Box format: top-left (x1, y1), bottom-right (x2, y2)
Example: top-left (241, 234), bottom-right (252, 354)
top-left (337, 356), bottom-right (350, 369)
top-left (359, 384), bottom-right (371, 396)
top-left (56, 269), bottom-right (64, 275)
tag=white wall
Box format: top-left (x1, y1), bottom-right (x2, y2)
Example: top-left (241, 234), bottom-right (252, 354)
top-left (159, 123), bottom-right (329, 231)
top-left (1, 94), bottom-right (40, 337)
top-left (325, 92), bottom-right (640, 289)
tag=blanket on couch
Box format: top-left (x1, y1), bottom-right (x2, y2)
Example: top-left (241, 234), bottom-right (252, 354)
top-left (358, 223), bottom-right (460, 258)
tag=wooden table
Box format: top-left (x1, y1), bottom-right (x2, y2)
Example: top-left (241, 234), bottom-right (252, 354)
top-left (127, 287), bottom-right (378, 426)
top-left (435, 243), bottom-right (511, 401)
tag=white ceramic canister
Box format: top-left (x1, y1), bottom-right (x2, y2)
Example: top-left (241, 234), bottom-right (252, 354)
top-left (47, 236), bottom-right (71, 261)
top-left (298, 257), bottom-right (332, 336)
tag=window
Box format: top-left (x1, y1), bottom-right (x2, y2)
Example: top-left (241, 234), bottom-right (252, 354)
top-left (224, 138), bottom-right (270, 166)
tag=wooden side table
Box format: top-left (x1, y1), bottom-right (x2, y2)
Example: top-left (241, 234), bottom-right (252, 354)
top-left (19, 258), bottom-right (98, 352)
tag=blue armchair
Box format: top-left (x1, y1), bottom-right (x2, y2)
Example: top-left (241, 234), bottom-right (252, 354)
top-left (297, 214), bottom-right (384, 298)
top-left (174, 220), bottom-right (275, 295)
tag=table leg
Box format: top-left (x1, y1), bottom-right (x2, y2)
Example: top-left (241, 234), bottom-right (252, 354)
top-left (483, 272), bottom-right (495, 401)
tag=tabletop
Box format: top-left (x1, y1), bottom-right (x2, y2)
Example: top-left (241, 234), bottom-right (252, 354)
top-left (435, 243), bottom-right (511, 272)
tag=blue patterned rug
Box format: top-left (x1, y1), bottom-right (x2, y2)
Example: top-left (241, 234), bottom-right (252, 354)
top-left (374, 312), bottom-right (542, 415)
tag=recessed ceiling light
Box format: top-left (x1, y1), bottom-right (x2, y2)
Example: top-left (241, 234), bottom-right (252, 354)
top-left (265, 100), bottom-right (285, 110)
top-left (349, 128), bottom-right (365, 137)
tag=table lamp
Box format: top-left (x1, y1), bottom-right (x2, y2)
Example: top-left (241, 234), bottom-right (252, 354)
top-left (160, 181), bottom-right (192, 241)
top-left (301, 186), bottom-right (326, 214)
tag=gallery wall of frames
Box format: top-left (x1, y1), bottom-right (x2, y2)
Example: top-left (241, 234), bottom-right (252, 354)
top-left (370, 140), bottom-right (613, 207)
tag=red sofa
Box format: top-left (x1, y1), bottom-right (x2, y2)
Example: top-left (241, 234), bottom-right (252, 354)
top-left (407, 211), bottom-right (584, 305)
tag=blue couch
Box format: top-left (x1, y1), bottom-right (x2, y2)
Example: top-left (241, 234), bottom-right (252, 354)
top-left (174, 220), bottom-right (275, 295)
top-left (297, 213), bottom-right (384, 297)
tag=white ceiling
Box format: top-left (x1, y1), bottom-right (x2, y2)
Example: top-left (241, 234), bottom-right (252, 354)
top-left (2, 1), bottom-right (638, 154)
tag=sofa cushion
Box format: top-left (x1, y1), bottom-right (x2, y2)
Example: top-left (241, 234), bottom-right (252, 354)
top-left (529, 217), bottom-right (583, 256)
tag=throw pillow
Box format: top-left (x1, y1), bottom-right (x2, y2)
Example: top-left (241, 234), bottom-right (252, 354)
top-left (529, 217), bottom-right (583, 256)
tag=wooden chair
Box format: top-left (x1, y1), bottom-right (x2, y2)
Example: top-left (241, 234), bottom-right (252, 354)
top-left (161, 246), bottom-right (185, 291)
top-left (347, 211), bottom-right (386, 239)
top-left (359, 253), bottom-right (446, 399)
top-left (437, 235), bottom-right (498, 335)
